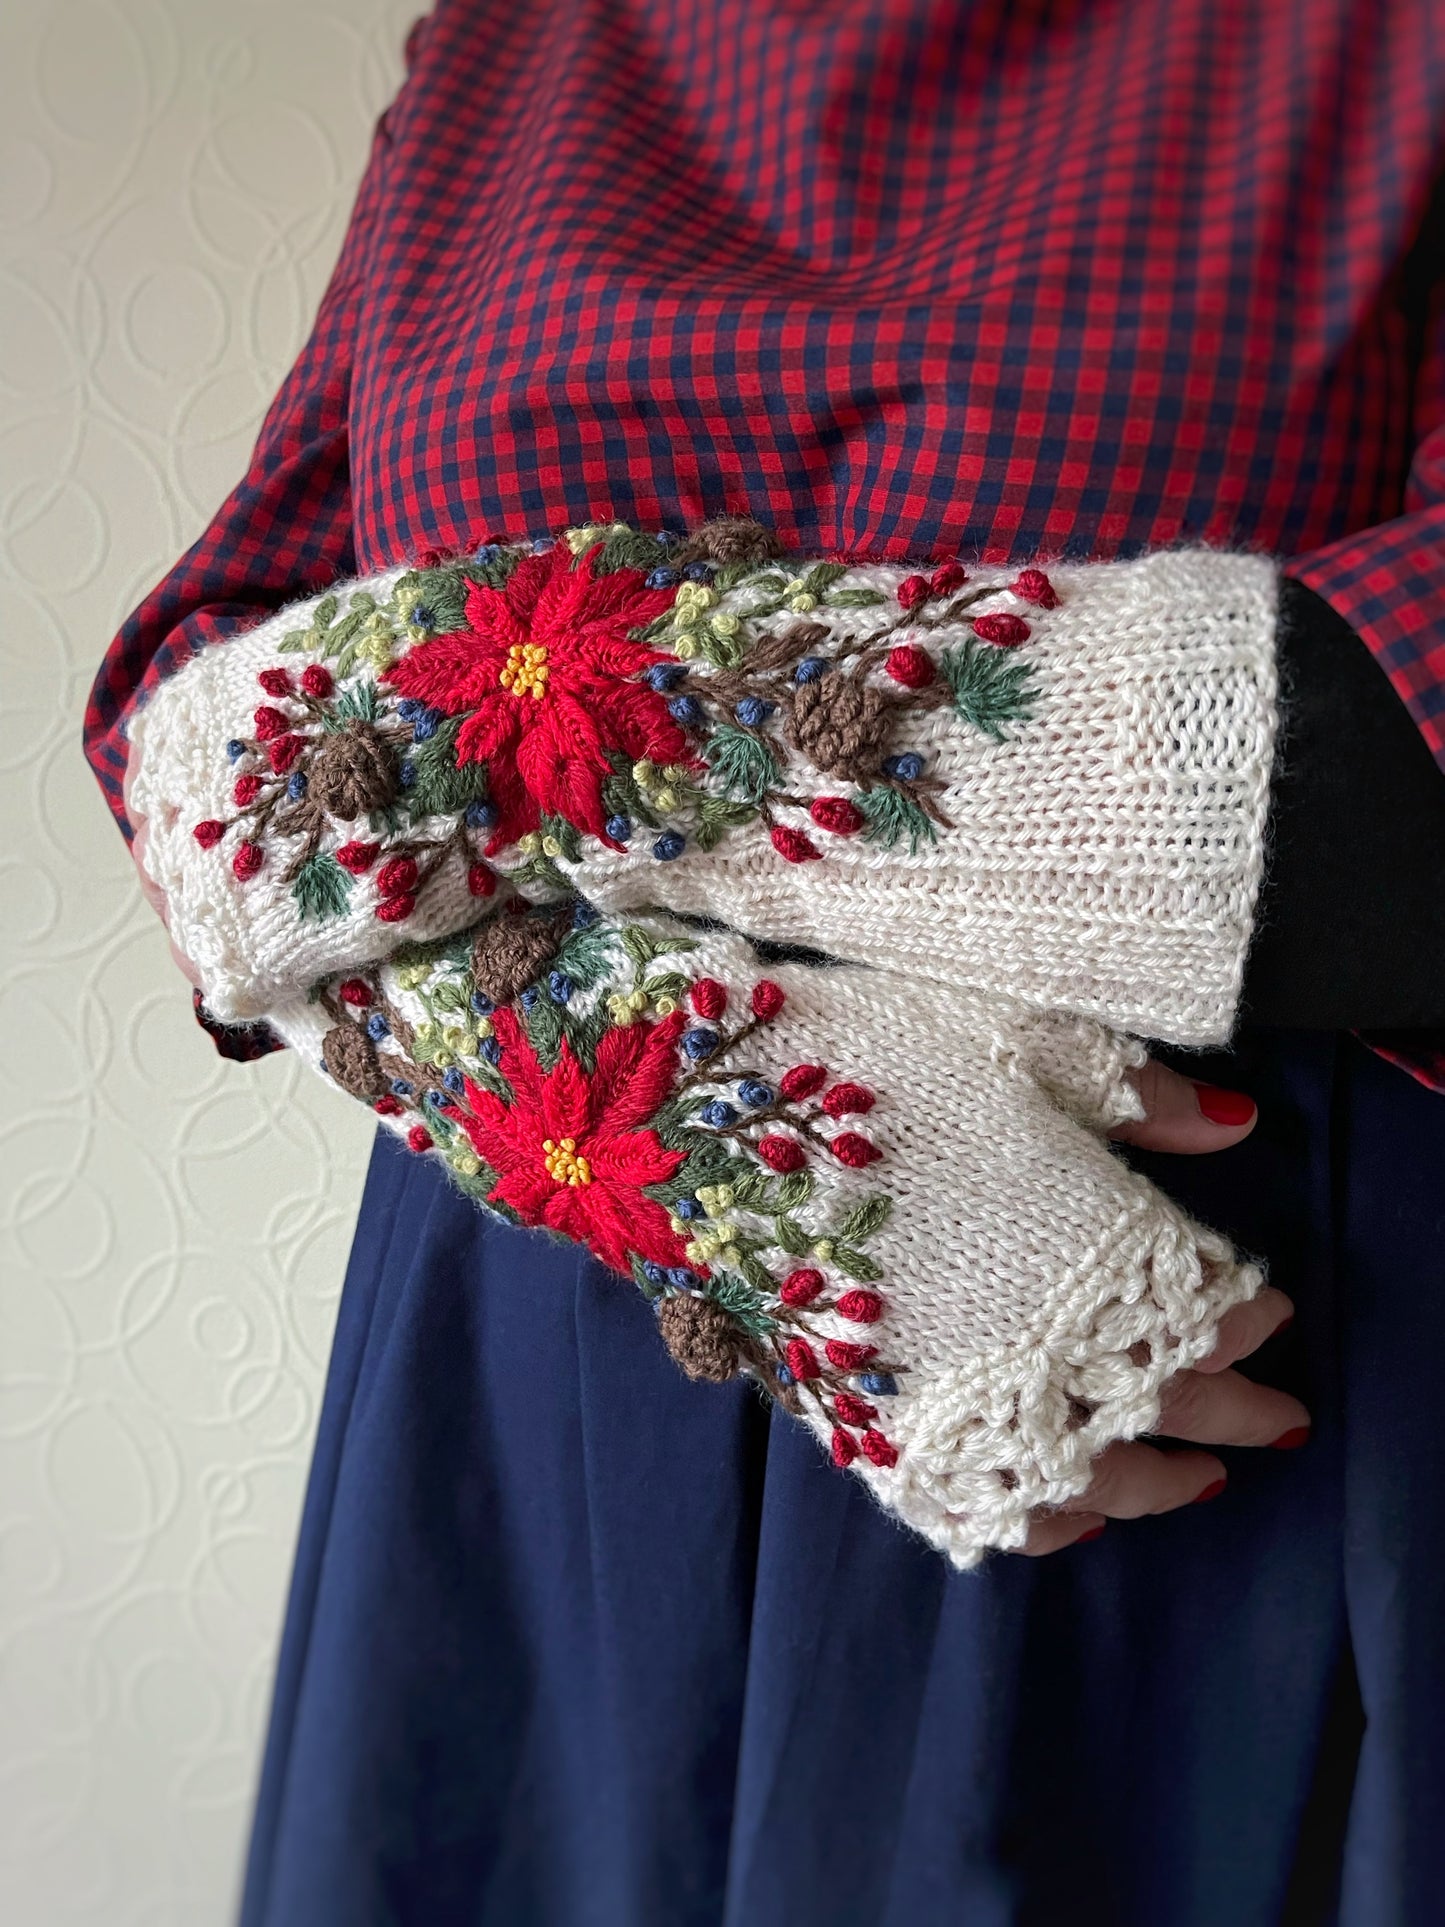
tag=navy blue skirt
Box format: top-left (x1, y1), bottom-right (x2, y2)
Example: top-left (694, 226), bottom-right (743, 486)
top-left (240, 1032), bottom-right (1445, 1927)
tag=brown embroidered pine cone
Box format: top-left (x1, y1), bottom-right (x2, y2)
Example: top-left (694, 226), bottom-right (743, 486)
top-left (786, 671), bottom-right (894, 781)
top-left (668, 516), bottom-right (785, 568)
top-left (471, 912), bottom-right (566, 1005)
top-left (321, 1023), bottom-right (390, 1101)
top-left (656, 1294), bottom-right (750, 1383)
top-left (308, 721), bottom-right (399, 818)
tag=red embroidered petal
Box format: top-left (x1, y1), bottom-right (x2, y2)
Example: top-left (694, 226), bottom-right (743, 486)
top-left (583, 1126), bottom-right (684, 1191)
top-left (539, 1036), bottom-right (593, 1142)
top-left (489, 1165), bottom-right (559, 1223)
top-left (457, 1082), bottom-right (535, 1174)
top-left (386, 630), bottom-right (503, 715)
top-left (487, 1006), bottom-right (547, 1114)
top-left (592, 1009), bottom-right (686, 1133)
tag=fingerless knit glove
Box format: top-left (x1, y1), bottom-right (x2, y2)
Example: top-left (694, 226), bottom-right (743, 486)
top-left (131, 521), bottom-right (1278, 1042)
top-left (264, 899), bottom-right (1260, 1567)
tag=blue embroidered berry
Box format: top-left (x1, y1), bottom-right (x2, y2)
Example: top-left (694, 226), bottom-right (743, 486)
top-left (883, 753), bottom-right (925, 782)
top-left (520, 986), bottom-right (540, 1011)
top-left (682, 1027), bottom-right (720, 1061)
top-left (645, 566), bottom-right (681, 589)
top-left (480, 1037), bottom-right (503, 1066)
top-left (606, 814), bottom-right (632, 843)
top-left (644, 1262), bottom-right (667, 1286)
top-left (472, 543), bottom-right (501, 564)
top-left (409, 603), bottom-right (436, 632)
top-left (795, 657), bottom-right (828, 683)
top-left (646, 661), bottom-right (686, 691)
top-left (442, 1067), bottom-right (465, 1093)
top-left (411, 707), bottom-right (441, 740)
top-left (548, 970), bottom-right (573, 1003)
top-left (469, 991), bottom-right (494, 1015)
top-left (682, 561), bottom-right (715, 583)
top-left (390, 1079), bottom-right (414, 1097)
top-left (700, 1100), bottom-right (738, 1127)
top-left (365, 1013), bottom-right (389, 1041)
top-left (667, 694), bottom-right (704, 726)
top-left (286, 771), bottom-right (308, 799)
top-left (424, 1089), bottom-right (447, 1108)
top-left (399, 760), bottom-right (416, 788)
top-left (738, 1080), bottom-right (773, 1108)
top-left (397, 698), bottom-right (423, 722)
top-left (226, 738), bottom-right (245, 762)
top-left (735, 696), bottom-right (774, 727)
top-left (666, 1267), bottom-right (699, 1288)
top-left (775, 1366), bottom-right (796, 1387)
top-left (653, 831), bottom-right (686, 861)
top-left (858, 1373), bottom-right (899, 1397)
top-left (674, 1197), bottom-right (704, 1220)
top-left (465, 799), bottom-right (498, 830)
top-left (572, 899), bottom-right (600, 929)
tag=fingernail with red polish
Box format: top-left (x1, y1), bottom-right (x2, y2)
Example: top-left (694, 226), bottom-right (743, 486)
top-left (1192, 1082), bottom-right (1257, 1127)
top-left (1269, 1425), bottom-right (1311, 1451)
top-left (1192, 1477), bottom-right (1228, 1505)
top-left (1076, 1524), bottom-right (1107, 1543)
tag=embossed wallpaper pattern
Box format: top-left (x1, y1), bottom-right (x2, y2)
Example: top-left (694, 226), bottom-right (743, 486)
top-left (2, 6), bottom-right (417, 1920)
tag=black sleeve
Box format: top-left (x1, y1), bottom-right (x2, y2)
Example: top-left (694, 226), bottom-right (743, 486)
top-left (1238, 577), bottom-right (1445, 1030)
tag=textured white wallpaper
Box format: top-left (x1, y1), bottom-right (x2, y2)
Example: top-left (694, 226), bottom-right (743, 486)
top-left (2, 5), bottom-right (418, 1920)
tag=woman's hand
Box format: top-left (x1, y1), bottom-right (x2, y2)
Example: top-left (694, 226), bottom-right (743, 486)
top-left (1022, 1061), bottom-right (1307, 1555)
top-left (122, 749), bottom-right (203, 989)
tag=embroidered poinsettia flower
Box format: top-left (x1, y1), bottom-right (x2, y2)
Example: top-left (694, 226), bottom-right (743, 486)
top-left (458, 1005), bottom-right (694, 1275)
top-left (383, 544), bottom-right (689, 852)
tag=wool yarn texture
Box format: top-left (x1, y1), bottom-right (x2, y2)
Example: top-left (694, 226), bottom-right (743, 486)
top-left (129, 524), bottom-right (1278, 1044)
top-left (262, 902), bottom-right (1259, 1568)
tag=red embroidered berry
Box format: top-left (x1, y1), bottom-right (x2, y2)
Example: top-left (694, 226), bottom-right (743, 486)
top-left (809, 796), bottom-right (864, 836)
top-left (837, 1289), bottom-right (883, 1324)
top-left (258, 668), bottom-right (293, 697)
top-left (690, 978), bottom-right (728, 1020)
top-left (1011, 567), bottom-right (1059, 609)
top-left (374, 1094), bottom-right (404, 1116)
top-left (232, 842), bottom-right (264, 881)
top-left (972, 611), bottom-right (1031, 647)
top-left (896, 573), bottom-right (931, 610)
top-left (785, 1338), bottom-right (821, 1381)
top-left (833, 1392), bottom-right (878, 1426)
top-left (253, 704), bottom-right (289, 741)
top-left (416, 546), bottom-right (450, 569)
top-left (930, 562), bottom-right (968, 594)
top-left (192, 819), bottom-right (225, 848)
top-left (751, 980), bottom-right (786, 1021)
top-left (233, 774), bottom-right (262, 806)
top-left (267, 732), bottom-right (306, 773)
top-left (780, 1064), bottom-right (829, 1101)
top-left (300, 663), bottom-right (334, 697)
top-left (770, 824), bottom-right (821, 864)
top-left (338, 979), bottom-right (373, 1007)
top-left (757, 1135), bottom-right (807, 1173)
top-left (406, 1125), bottom-right (433, 1152)
top-left (375, 892), bottom-right (416, 923)
top-left (861, 1428), bottom-right (899, 1468)
top-left (885, 644), bottom-right (935, 688)
top-left (825, 1339), bottom-right (877, 1371)
top-left (377, 855), bottom-right (419, 896)
top-left (822, 1082), bottom-right (874, 1117)
top-left (830, 1428), bottom-right (860, 1468)
top-left (335, 840), bottom-right (379, 873)
top-left (467, 862), bottom-right (497, 898)
top-left (779, 1267), bottom-right (826, 1308)
top-left (829, 1132), bottom-right (882, 1167)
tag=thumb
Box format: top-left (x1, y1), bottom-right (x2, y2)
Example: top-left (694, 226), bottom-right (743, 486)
top-left (1110, 1060), bottom-right (1257, 1154)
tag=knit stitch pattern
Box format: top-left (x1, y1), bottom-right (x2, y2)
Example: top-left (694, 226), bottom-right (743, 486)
top-left (130, 527), bottom-right (1278, 1043)
top-left (265, 903), bottom-right (1258, 1567)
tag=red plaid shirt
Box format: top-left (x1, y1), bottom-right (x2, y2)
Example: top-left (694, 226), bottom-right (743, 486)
top-left (87, 0), bottom-right (1445, 1082)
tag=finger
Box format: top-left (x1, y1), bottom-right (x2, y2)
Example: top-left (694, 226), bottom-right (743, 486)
top-left (1110, 1059), bottom-right (1257, 1154)
top-left (1154, 1365), bottom-right (1310, 1449)
top-left (1193, 1287), bottom-right (1294, 1373)
top-left (1061, 1440), bottom-right (1226, 1518)
top-left (1018, 1511), bottom-right (1108, 1557)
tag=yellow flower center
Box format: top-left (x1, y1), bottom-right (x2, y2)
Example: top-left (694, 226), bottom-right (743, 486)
top-left (500, 641), bottom-right (550, 699)
top-left (542, 1136), bottom-right (592, 1186)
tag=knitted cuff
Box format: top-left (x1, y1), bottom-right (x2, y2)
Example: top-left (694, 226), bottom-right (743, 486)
top-left (133, 522), bottom-right (1278, 1041)
top-left (266, 899), bottom-right (1260, 1567)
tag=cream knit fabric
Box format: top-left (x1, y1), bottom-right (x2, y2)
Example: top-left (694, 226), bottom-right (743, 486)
top-left (264, 904), bottom-right (1256, 1568)
top-left (129, 534), bottom-right (1278, 1043)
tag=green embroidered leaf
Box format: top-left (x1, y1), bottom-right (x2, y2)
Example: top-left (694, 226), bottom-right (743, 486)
top-left (746, 570), bottom-right (789, 596)
top-left (390, 927), bottom-right (475, 972)
top-left (429, 979), bottom-right (471, 1013)
top-left (838, 1193), bottom-right (893, 1243)
top-left (940, 637), bottom-right (1038, 742)
top-left (549, 922), bottom-right (620, 991)
top-left (538, 812), bottom-right (584, 863)
top-left (855, 785), bottom-right (938, 855)
top-left (631, 1253), bottom-right (665, 1299)
top-left (403, 714), bottom-right (489, 817)
top-left (695, 624), bottom-right (745, 668)
top-left (601, 757), bottom-right (662, 829)
top-left (696, 794), bottom-right (761, 853)
top-left (641, 970), bottom-right (690, 1002)
top-left (772, 1167), bottom-right (815, 1213)
top-left (523, 991), bottom-right (565, 1069)
top-left (502, 851), bottom-right (570, 896)
top-left (824, 587), bottom-right (887, 608)
top-left (800, 562), bottom-right (850, 596)
top-left (313, 593), bottom-right (339, 629)
top-left (773, 1215), bottom-right (810, 1256)
top-left (727, 1166), bottom-right (774, 1211)
top-left (830, 1242), bottom-right (884, 1282)
top-left (332, 637), bottom-right (363, 680)
top-left (562, 1002), bottom-right (612, 1070)
top-left (291, 852), bottom-right (351, 922)
top-left (735, 1251), bottom-right (780, 1296)
top-left (704, 1269), bottom-right (777, 1341)
top-left (327, 678), bottom-right (381, 726)
top-left (414, 569), bottom-right (471, 634)
top-left (704, 724), bottom-right (780, 804)
top-left (277, 630), bottom-right (311, 653)
top-left (322, 609), bottom-right (366, 660)
top-left (592, 527), bottom-right (670, 576)
top-left (463, 548), bottom-right (523, 593)
top-left (621, 924), bottom-right (685, 968)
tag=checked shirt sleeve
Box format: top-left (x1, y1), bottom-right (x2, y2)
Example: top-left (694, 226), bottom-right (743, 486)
top-left (130, 522), bottom-right (1278, 1043)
